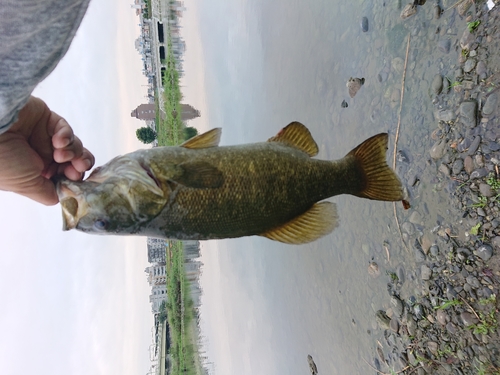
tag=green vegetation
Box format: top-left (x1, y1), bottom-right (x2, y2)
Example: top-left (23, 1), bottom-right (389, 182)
top-left (470, 222), bottom-right (481, 236)
top-left (487, 173), bottom-right (500, 190)
top-left (165, 241), bottom-right (198, 375)
top-left (136, 126), bottom-right (157, 144)
top-left (468, 310), bottom-right (498, 335)
top-left (386, 271), bottom-right (398, 282)
top-left (471, 195), bottom-right (487, 208)
top-left (156, 38), bottom-right (186, 146)
top-left (142, 0), bottom-right (152, 19)
top-left (467, 20), bottom-right (481, 33)
top-left (434, 298), bottom-right (462, 310)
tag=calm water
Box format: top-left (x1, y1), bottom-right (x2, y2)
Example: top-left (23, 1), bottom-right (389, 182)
top-left (195, 0), bottom-right (464, 373)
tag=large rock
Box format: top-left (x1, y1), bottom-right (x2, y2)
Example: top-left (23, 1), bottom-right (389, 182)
top-left (430, 139), bottom-right (448, 159)
top-left (460, 100), bottom-right (477, 128)
top-left (483, 93), bottom-right (498, 115)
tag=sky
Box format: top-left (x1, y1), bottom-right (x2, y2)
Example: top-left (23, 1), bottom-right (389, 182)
top-left (0, 1), bottom-right (155, 374)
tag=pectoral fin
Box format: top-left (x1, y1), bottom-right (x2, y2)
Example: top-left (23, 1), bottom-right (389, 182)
top-left (267, 122), bottom-right (319, 157)
top-left (260, 202), bottom-right (338, 244)
top-left (181, 128), bottom-right (221, 149)
top-left (176, 161), bottom-right (224, 189)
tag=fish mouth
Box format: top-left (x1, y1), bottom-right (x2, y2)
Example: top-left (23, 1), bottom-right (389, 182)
top-left (56, 180), bottom-right (88, 231)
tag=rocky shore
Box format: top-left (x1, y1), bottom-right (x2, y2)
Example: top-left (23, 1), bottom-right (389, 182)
top-left (371, 2), bottom-right (500, 374)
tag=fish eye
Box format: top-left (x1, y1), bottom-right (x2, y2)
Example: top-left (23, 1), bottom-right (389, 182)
top-left (93, 219), bottom-right (109, 231)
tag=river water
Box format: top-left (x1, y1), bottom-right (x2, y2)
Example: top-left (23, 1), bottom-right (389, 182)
top-left (193, 0), bottom-right (468, 373)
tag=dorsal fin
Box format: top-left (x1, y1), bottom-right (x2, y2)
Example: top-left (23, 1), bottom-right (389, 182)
top-left (267, 122), bottom-right (319, 157)
top-left (181, 128), bottom-right (221, 149)
top-left (260, 202), bottom-right (338, 244)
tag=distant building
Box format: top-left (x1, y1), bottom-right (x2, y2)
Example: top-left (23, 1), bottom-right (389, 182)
top-left (147, 238), bottom-right (167, 263)
top-left (131, 103), bottom-right (200, 122)
top-left (179, 104), bottom-right (200, 121)
top-left (131, 103), bottom-right (156, 120)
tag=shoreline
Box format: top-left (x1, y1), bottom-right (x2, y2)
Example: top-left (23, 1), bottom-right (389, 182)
top-left (372, 2), bottom-right (500, 374)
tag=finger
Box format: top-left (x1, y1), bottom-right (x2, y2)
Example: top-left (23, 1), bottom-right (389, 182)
top-left (53, 136), bottom-right (83, 163)
top-left (17, 176), bottom-right (59, 206)
top-left (62, 164), bottom-right (84, 181)
top-left (71, 148), bottom-right (95, 173)
top-left (51, 118), bottom-right (75, 149)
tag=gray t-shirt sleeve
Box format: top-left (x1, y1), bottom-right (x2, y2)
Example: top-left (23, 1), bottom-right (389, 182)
top-left (0, 0), bottom-right (91, 134)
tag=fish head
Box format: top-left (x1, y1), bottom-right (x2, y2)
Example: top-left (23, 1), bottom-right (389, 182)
top-left (56, 154), bottom-right (168, 235)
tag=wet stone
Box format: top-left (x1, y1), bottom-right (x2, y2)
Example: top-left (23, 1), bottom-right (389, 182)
top-left (474, 244), bottom-right (493, 261)
top-left (438, 163), bottom-right (450, 176)
top-left (466, 275), bottom-right (481, 288)
top-left (432, 74), bottom-right (443, 95)
top-left (470, 168), bottom-right (488, 179)
top-left (482, 93), bottom-right (498, 115)
top-left (467, 136), bottom-right (481, 155)
top-left (476, 60), bottom-right (487, 79)
top-left (460, 100), bottom-right (477, 128)
top-left (446, 322), bottom-right (458, 334)
top-left (430, 139), bottom-right (448, 159)
top-left (437, 38), bottom-right (451, 54)
top-left (460, 312), bottom-right (479, 327)
top-left (429, 245), bottom-right (439, 257)
top-left (428, 341), bottom-right (438, 355)
top-left (421, 265), bottom-right (432, 280)
top-left (390, 317), bottom-right (399, 332)
top-left (452, 159), bottom-right (464, 174)
top-left (464, 156), bottom-right (474, 173)
top-left (479, 183), bottom-right (493, 197)
top-left (436, 309), bottom-right (448, 325)
top-left (464, 58), bottom-right (477, 73)
top-left (457, 137), bottom-right (472, 152)
top-left (391, 296), bottom-right (404, 317)
top-left (436, 109), bottom-right (454, 122)
top-left (376, 310), bottom-right (391, 330)
top-left (361, 16), bottom-right (369, 32)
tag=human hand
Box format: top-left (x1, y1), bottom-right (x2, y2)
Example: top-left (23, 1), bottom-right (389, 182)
top-left (0, 96), bottom-right (95, 205)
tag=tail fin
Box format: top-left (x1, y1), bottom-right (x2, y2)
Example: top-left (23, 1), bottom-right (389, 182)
top-left (347, 133), bottom-right (404, 201)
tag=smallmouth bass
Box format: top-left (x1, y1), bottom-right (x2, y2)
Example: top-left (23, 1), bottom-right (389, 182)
top-left (57, 122), bottom-right (404, 244)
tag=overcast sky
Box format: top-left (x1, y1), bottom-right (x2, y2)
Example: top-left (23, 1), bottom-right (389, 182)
top-left (0, 2), bottom-right (155, 374)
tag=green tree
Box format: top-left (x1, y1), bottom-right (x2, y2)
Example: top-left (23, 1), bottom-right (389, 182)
top-left (136, 127), bottom-right (157, 144)
top-left (183, 126), bottom-right (198, 140)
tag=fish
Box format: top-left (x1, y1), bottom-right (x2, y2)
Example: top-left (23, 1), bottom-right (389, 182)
top-left (56, 122), bottom-right (404, 244)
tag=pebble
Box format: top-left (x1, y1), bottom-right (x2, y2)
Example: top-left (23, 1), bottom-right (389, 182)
top-left (464, 59), bottom-right (477, 73)
top-left (464, 156), bottom-right (474, 173)
top-left (361, 17), bottom-right (369, 32)
top-left (436, 109), bottom-right (454, 122)
top-left (474, 244), bottom-right (493, 261)
top-left (446, 322), bottom-right (458, 334)
top-left (460, 100), bottom-right (477, 128)
top-left (482, 93), bottom-right (498, 115)
top-left (479, 183), bottom-right (493, 197)
top-left (437, 38), bottom-right (451, 54)
top-left (476, 60), bottom-right (487, 79)
top-left (452, 159), bottom-right (464, 174)
top-left (421, 265), bottom-right (432, 280)
top-left (430, 139), bottom-right (448, 159)
top-left (467, 136), bottom-right (481, 155)
top-left (431, 74), bottom-right (443, 95)
top-left (391, 296), bottom-right (404, 317)
top-left (460, 312), bottom-right (479, 327)
top-left (436, 309), bottom-right (448, 325)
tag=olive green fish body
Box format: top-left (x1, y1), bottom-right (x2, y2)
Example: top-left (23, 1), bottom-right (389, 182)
top-left (57, 122), bottom-right (404, 244)
top-left (140, 143), bottom-right (360, 240)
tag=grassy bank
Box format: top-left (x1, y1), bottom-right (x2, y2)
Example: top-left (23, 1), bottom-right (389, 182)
top-left (156, 38), bottom-right (185, 147)
top-left (165, 241), bottom-right (198, 375)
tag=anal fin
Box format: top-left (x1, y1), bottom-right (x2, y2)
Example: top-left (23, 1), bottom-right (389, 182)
top-left (260, 202), bottom-right (338, 244)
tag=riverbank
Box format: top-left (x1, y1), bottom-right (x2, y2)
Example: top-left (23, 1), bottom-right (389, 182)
top-left (371, 2), bottom-right (500, 374)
